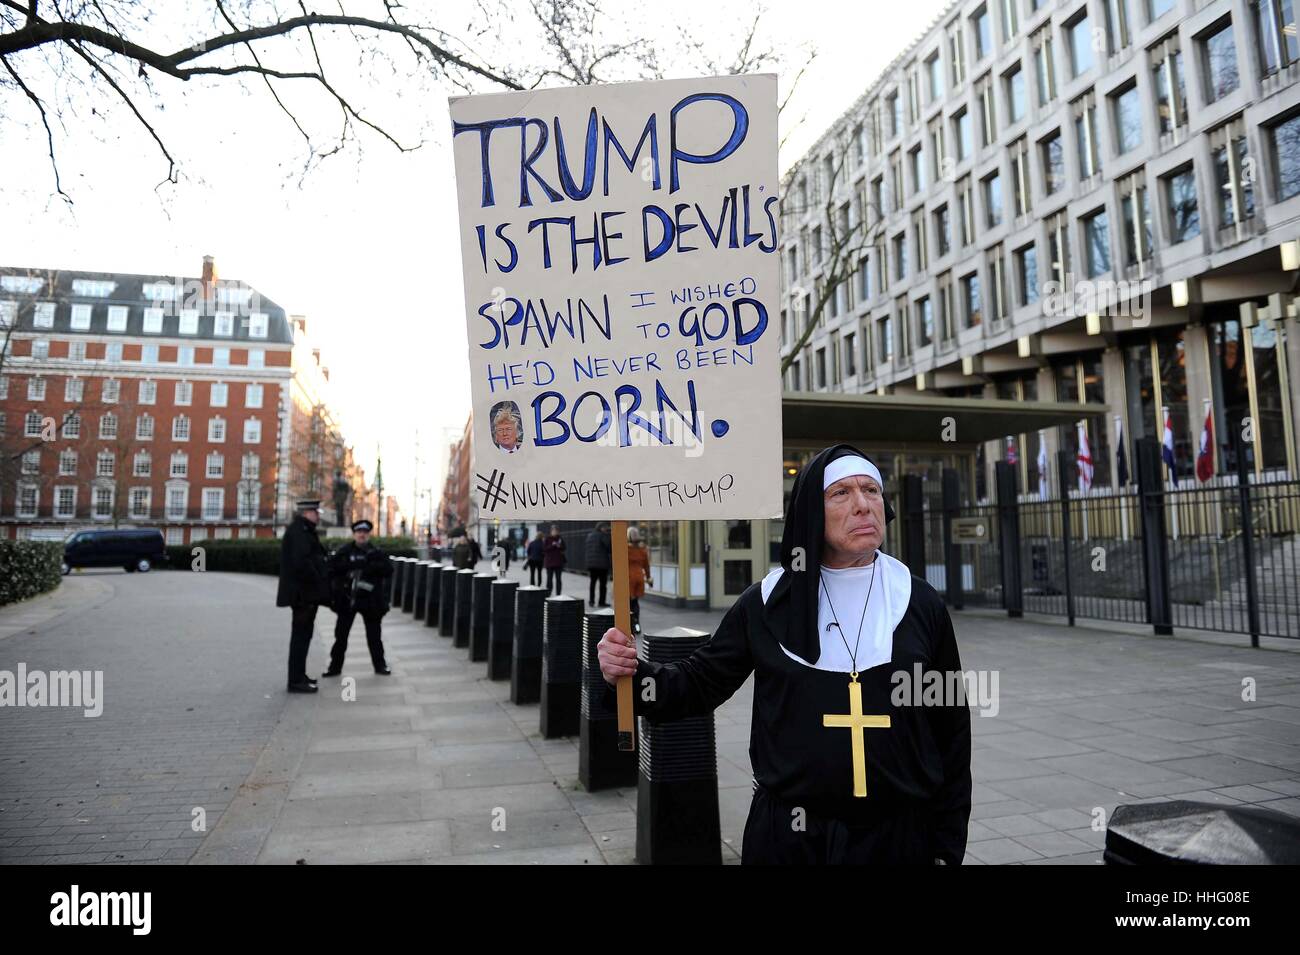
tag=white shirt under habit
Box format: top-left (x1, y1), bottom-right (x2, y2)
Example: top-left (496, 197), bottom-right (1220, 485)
top-left (761, 550), bottom-right (913, 673)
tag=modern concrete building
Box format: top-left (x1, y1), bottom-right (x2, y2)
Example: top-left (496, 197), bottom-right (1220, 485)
top-left (629, 0), bottom-right (1300, 611)
top-left (780, 0), bottom-right (1298, 490)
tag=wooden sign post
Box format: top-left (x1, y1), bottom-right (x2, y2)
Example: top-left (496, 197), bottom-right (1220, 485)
top-left (449, 75), bottom-right (783, 757)
top-left (611, 519), bottom-right (635, 751)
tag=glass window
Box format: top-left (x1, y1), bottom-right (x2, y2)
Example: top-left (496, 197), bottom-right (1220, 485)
top-left (983, 172), bottom-right (1003, 228)
top-left (1120, 173), bottom-right (1153, 265)
top-left (963, 272), bottom-right (983, 327)
top-left (1034, 30), bottom-right (1056, 105)
top-left (1105, 0), bottom-right (1132, 54)
top-left (1083, 209), bottom-right (1112, 277)
top-left (1255, 0), bottom-right (1300, 76)
top-left (1164, 165), bottom-right (1201, 243)
top-left (926, 51), bottom-right (943, 100)
top-left (1152, 39), bottom-right (1188, 134)
top-left (917, 296), bottom-right (933, 346)
top-left (1005, 62), bottom-right (1026, 123)
top-left (1041, 131), bottom-right (1065, 195)
top-left (954, 108), bottom-right (973, 160)
top-left (1016, 244), bottom-right (1039, 305)
top-left (1203, 21), bottom-right (1240, 102)
top-left (1074, 93), bottom-right (1099, 178)
top-left (1271, 112), bottom-right (1300, 200)
top-left (1113, 83), bottom-right (1143, 154)
top-left (1069, 14), bottom-right (1095, 77)
top-left (1212, 126), bottom-right (1255, 228)
top-left (1149, 0), bottom-right (1175, 20)
top-left (973, 5), bottom-right (992, 59)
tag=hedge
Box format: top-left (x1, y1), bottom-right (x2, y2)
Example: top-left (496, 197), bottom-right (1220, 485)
top-left (0, 541), bottom-right (63, 606)
top-left (166, 536), bottom-right (418, 575)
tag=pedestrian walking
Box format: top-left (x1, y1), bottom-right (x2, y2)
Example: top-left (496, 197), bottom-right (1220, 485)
top-left (543, 524), bottom-right (566, 595)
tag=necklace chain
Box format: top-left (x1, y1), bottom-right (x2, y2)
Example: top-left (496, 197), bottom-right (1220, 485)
top-left (819, 557), bottom-right (878, 680)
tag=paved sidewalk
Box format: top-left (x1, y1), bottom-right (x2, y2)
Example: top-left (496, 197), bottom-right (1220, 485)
top-left (0, 571), bottom-right (291, 864)
top-left (5, 565), bottom-right (1300, 864)
top-left (205, 563), bottom-right (1300, 865)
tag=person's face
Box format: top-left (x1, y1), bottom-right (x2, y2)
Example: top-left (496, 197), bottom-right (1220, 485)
top-left (495, 419), bottom-right (518, 448)
top-left (302, 508), bottom-right (320, 525)
top-left (353, 529), bottom-right (371, 546)
top-left (549, 525), bottom-right (559, 536)
top-left (823, 475), bottom-right (885, 562)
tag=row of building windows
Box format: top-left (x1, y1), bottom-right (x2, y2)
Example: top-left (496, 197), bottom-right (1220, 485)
top-left (792, 0), bottom-right (1297, 216)
top-left (14, 483), bottom-right (262, 522)
top-left (18, 448), bottom-right (262, 480)
top-left (12, 410), bottom-right (265, 444)
top-left (7, 339), bottom-right (270, 367)
top-left (0, 300), bottom-right (270, 338)
top-left (4, 375), bottom-right (266, 407)
top-left (782, 109), bottom-right (1295, 353)
top-left (788, 100), bottom-right (1297, 293)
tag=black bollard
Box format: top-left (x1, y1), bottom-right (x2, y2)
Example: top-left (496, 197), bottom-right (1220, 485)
top-left (489, 579), bottom-right (518, 680)
top-left (438, 566), bottom-right (457, 637)
top-left (470, 573), bottom-right (494, 662)
top-left (579, 607), bottom-right (637, 791)
top-left (453, 569), bottom-right (474, 648)
top-left (401, 558), bottom-right (418, 614)
top-left (635, 627), bottom-right (721, 865)
top-left (412, 561), bottom-right (430, 621)
top-left (540, 594), bottom-right (583, 739)
top-left (390, 556), bottom-right (407, 608)
top-left (511, 586), bottom-right (546, 704)
top-left (424, 562), bottom-right (443, 629)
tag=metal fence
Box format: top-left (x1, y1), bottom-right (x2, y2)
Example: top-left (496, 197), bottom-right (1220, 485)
top-left (908, 439), bottom-right (1300, 644)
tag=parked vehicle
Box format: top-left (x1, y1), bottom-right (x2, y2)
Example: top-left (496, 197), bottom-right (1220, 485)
top-left (62, 529), bottom-right (168, 575)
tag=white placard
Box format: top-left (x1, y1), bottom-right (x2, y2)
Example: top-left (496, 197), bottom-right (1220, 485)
top-left (450, 74), bottom-right (783, 519)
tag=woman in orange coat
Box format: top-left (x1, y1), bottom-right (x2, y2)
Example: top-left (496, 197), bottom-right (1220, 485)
top-left (627, 525), bottom-right (652, 633)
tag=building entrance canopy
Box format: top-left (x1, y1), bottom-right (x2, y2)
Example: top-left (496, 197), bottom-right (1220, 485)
top-left (782, 391), bottom-right (1109, 448)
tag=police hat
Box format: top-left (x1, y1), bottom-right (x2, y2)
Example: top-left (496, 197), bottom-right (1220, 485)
top-left (296, 499), bottom-right (322, 511)
top-left (351, 520), bottom-right (374, 533)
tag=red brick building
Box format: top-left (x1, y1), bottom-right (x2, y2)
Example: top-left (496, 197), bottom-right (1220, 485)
top-left (1, 259), bottom-right (295, 543)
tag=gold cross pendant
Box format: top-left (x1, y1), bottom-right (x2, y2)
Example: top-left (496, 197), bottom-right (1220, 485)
top-left (822, 673), bottom-right (891, 797)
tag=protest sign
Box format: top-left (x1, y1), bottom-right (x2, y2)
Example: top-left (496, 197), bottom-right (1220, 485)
top-left (450, 74), bottom-right (783, 520)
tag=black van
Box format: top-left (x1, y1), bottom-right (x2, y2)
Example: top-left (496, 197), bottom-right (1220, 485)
top-left (62, 529), bottom-right (168, 575)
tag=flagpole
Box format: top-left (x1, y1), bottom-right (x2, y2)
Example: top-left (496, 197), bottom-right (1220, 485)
top-left (1116, 416), bottom-right (1130, 542)
top-left (1164, 405), bottom-right (1181, 541)
top-left (1204, 398), bottom-right (1222, 539)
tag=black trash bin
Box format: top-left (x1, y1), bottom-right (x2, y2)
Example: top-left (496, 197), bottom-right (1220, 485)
top-left (1105, 800), bottom-right (1300, 865)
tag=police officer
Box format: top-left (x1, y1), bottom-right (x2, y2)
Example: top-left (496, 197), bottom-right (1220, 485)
top-left (277, 499), bottom-right (331, 693)
top-left (323, 519), bottom-right (394, 677)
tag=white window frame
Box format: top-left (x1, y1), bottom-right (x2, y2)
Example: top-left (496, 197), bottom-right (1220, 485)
top-left (53, 485), bottom-right (76, 519)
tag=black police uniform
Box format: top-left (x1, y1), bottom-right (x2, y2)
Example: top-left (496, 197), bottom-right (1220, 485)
top-left (325, 523), bottom-right (394, 675)
top-left (277, 503), bottom-right (331, 691)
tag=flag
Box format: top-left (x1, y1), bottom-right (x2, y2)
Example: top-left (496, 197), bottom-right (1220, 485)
top-left (1036, 434), bottom-right (1049, 498)
top-left (1115, 418), bottom-right (1130, 486)
top-left (1077, 422), bottom-right (1094, 493)
top-left (1162, 407), bottom-right (1178, 486)
top-left (1006, 436), bottom-right (1018, 465)
top-left (1196, 408), bottom-right (1215, 482)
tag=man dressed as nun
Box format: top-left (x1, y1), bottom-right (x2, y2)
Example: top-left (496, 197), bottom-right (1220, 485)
top-left (598, 444), bottom-right (971, 864)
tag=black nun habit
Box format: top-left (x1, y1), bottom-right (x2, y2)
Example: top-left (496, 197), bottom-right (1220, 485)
top-left (618, 444), bottom-right (972, 864)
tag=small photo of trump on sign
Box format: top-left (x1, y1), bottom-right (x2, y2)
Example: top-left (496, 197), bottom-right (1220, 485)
top-left (490, 401), bottom-right (524, 453)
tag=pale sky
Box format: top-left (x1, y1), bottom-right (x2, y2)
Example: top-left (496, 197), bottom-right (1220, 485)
top-left (0, 0), bottom-right (952, 518)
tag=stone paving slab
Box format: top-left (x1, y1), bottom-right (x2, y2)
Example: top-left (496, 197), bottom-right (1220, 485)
top-left (5, 562), bottom-right (1300, 865)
